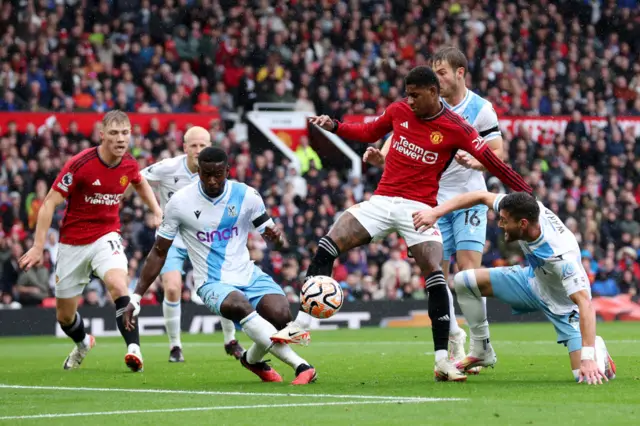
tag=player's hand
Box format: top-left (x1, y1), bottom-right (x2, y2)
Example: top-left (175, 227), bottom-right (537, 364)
top-left (455, 152), bottom-right (474, 169)
top-left (412, 209), bottom-right (440, 232)
top-left (309, 115), bottom-right (336, 131)
top-left (263, 226), bottom-right (288, 249)
top-left (363, 147), bottom-right (385, 167)
top-left (150, 210), bottom-right (163, 228)
top-left (19, 247), bottom-right (43, 271)
top-left (124, 294), bottom-right (142, 332)
top-left (578, 359), bottom-right (608, 385)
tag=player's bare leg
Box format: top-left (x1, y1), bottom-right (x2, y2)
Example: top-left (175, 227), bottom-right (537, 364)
top-left (58, 297), bottom-right (95, 370)
top-left (449, 250), bottom-right (484, 374)
top-left (218, 292), bottom-right (282, 383)
top-left (411, 241), bottom-right (466, 382)
top-left (105, 268), bottom-right (143, 372)
top-left (162, 271), bottom-right (185, 362)
top-left (257, 294), bottom-right (317, 385)
top-left (272, 212), bottom-right (372, 344)
top-left (452, 269), bottom-right (497, 372)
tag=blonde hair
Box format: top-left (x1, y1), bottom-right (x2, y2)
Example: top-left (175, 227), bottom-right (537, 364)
top-left (102, 110), bottom-right (130, 128)
top-left (183, 126), bottom-right (211, 145)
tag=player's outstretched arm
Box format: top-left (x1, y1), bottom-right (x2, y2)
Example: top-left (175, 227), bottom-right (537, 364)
top-left (412, 191), bottom-right (497, 232)
top-left (19, 189), bottom-right (65, 270)
top-left (132, 177), bottom-right (163, 227)
top-left (363, 134), bottom-right (393, 167)
top-left (310, 106), bottom-right (394, 143)
top-left (569, 289), bottom-right (607, 385)
top-left (124, 236), bottom-right (173, 331)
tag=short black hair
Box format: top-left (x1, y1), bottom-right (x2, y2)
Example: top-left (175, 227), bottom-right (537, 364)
top-left (405, 66), bottom-right (440, 91)
top-left (431, 47), bottom-right (468, 75)
top-left (499, 192), bottom-right (540, 223)
top-left (198, 146), bottom-right (228, 165)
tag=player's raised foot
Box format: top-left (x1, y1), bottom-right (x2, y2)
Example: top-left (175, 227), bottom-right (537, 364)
top-left (455, 345), bottom-right (497, 372)
top-left (63, 335), bottom-right (96, 370)
top-left (270, 322), bottom-right (311, 346)
top-left (434, 359), bottom-right (467, 382)
top-left (125, 344), bottom-right (144, 372)
top-left (240, 352), bottom-right (283, 382)
top-left (224, 340), bottom-right (245, 360)
top-left (291, 364), bottom-right (317, 385)
top-left (169, 346), bottom-right (184, 363)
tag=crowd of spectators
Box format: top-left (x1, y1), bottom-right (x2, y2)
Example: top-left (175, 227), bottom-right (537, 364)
top-left (1, 0), bottom-right (640, 309)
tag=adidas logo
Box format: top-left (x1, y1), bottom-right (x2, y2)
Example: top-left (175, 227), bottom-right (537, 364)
top-left (437, 315), bottom-right (450, 321)
top-left (400, 121), bottom-right (409, 129)
top-left (92, 179), bottom-right (101, 186)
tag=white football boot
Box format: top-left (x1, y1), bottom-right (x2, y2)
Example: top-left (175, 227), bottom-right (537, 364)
top-left (63, 335), bottom-right (96, 370)
top-left (434, 358), bottom-right (468, 382)
top-left (124, 344), bottom-right (144, 372)
top-left (455, 341), bottom-right (497, 372)
top-left (270, 322), bottom-right (311, 345)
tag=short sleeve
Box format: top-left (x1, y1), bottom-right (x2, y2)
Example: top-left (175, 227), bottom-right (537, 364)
top-left (245, 187), bottom-right (274, 234)
top-left (157, 198), bottom-right (179, 240)
top-left (140, 161), bottom-right (164, 183)
top-left (551, 259), bottom-right (590, 298)
top-left (475, 103), bottom-right (501, 142)
top-left (52, 161), bottom-right (77, 198)
top-left (492, 194), bottom-right (507, 212)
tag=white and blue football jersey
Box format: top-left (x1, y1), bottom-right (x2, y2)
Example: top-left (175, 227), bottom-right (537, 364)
top-left (158, 180), bottom-right (274, 290)
top-left (493, 194), bottom-right (591, 315)
top-left (141, 154), bottom-right (200, 249)
top-left (438, 89), bottom-right (502, 204)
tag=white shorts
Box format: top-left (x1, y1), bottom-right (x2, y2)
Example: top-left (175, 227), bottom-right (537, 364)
top-left (55, 232), bottom-right (128, 298)
top-left (346, 195), bottom-right (442, 247)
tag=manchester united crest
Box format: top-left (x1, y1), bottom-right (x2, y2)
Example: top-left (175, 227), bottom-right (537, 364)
top-left (120, 176), bottom-right (129, 187)
top-left (430, 131), bottom-right (443, 145)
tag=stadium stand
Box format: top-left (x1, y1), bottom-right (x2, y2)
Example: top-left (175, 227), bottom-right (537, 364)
top-left (1, 0), bottom-right (639, 310)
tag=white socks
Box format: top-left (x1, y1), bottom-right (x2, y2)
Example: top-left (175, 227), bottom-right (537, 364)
top-left (453, 270), bottom-right (490, 351)
top-left (163, 299), bottom-right (182, 348)
top-left (293, 310), bottom-right (314, 329)
top-left (79, 334), bottom-right (91, 349)
top-left (240, 312), bottom-right (308, 369)
top-left (221, 318), bottom-right (237, 344)
top-left (446, 285), bottom-right (462, 335)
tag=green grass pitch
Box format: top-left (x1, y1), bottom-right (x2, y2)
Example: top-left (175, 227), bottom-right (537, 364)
top-left (0, 322), bottom-right (638, 425)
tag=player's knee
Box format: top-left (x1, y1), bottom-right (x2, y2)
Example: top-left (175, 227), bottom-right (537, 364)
top-left (219, 292), bottom-right (254, 322)
top-left (269, 304), bottom-right (293, 330)
top-left (103, 269), bottom-right (129, 298)
top-left (257, 295), bottom-right (292, 330)
top-left (453, 270), bottom-right (476, 295)
top-left (162, 273), bottom-right (182, 301)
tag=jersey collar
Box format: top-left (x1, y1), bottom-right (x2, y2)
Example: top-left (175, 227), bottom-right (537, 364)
top-left (442, 88), bottom-right (470, 112)
top-left (198, 180), bottom-right (229, 205)
top-left (183, 156), bottom-right (198, 178)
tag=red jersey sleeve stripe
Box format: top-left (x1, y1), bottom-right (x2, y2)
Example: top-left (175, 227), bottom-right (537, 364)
top-left (481, 150), bottom-right (532, 193)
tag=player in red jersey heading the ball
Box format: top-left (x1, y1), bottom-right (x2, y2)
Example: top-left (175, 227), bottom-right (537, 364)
top-left (273, 66), bottom-right (532, 382)
top-left (19, 110), bottom-right (163, 373)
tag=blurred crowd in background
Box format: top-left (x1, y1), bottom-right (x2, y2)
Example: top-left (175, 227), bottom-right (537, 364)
top-left (1, 0), bottom-right (640, 309)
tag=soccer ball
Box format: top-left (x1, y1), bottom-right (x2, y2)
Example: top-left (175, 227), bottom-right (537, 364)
top-left (300, 275), bottom-right (344, 319)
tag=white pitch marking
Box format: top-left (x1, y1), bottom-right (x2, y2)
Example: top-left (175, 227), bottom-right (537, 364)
top-left (0, 399), bottom-right (463, 421)
top-left (0, 384), bottom-right (463, 402)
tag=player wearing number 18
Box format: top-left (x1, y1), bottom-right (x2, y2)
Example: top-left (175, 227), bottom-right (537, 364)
top-left (19, 110), bottom-right (164, 373)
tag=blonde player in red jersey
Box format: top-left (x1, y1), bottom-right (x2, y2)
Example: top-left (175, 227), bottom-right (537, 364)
top-left (19, 110), bottom-right (163, 373)
top-left (273, 66), bottom-right (532, 382)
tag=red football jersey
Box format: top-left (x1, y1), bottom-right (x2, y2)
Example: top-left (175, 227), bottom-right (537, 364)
top-left (52, 147), bottom-right (142, 245)
top-left (336, 100), bottom-right (531, 206)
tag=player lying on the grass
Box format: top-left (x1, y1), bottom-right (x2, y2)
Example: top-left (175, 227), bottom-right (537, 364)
top-left (124, 147), bottom-right (317, 384)
top-left (412, 191), bottom-right (617, 385)
top-left (140, 126), bottom-right (244, 363)
top-left (273, 66), bottom-right (532, 382)
top-left (19, 110), bottom-right (163, 373)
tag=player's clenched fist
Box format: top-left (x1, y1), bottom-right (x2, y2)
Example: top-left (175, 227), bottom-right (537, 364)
top-left (309, 115), bottom-right (336, 131)
top-left (363, 147), bottom-right (385, 167)
top-left (150, 210), bottom-right (163, 228)
top-left (412, 209), bottom-right (440, 232)
top-left (19, 247), bottom-right (43, 271)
